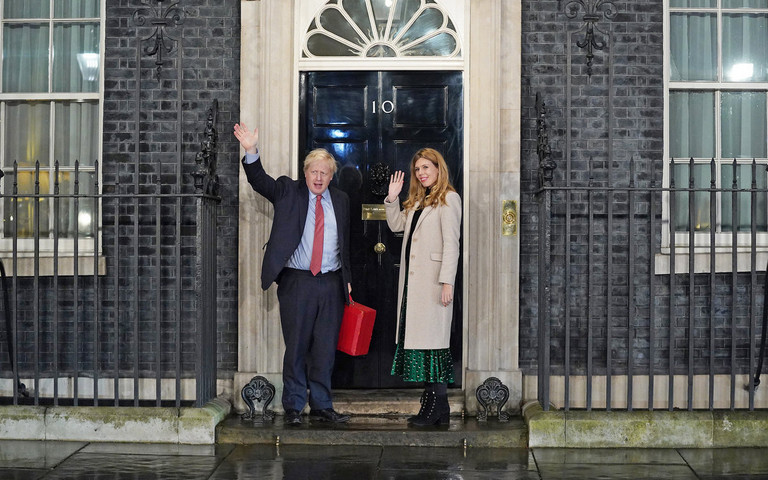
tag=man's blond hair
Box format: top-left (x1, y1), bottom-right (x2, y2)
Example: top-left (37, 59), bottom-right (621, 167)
top-left (303, 148), bottom-right (338, 175)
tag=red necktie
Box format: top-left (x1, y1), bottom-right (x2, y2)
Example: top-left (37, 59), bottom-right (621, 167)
top-left (310, 195), bottom-right (324, 275)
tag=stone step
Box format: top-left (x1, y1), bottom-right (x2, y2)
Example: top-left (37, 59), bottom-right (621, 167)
top-left (330, 389), bottom-right (466, 415)
top-left (216, 414), bottom-right (528, 448)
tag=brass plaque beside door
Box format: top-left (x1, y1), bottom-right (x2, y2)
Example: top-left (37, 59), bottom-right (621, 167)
top-left (362, 203), bottom-right (387, 221)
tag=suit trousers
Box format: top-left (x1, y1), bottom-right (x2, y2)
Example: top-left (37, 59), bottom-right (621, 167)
top-left (277, 268), bottom-right (344, 411)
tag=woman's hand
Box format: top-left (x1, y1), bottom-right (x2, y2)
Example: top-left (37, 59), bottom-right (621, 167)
top-left (441, 283), bottom-right (453, 307)
top-left (234, 123), bottom-right (259, 154)
top-left (386, 170), bottom-right (405, 203)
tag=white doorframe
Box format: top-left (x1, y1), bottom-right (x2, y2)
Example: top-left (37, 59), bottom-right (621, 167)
top-left (235, 0), bottom-right (522, 415)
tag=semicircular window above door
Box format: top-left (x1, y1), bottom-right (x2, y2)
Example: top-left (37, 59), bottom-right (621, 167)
top-left (303, 0), bottom-right (461, 58)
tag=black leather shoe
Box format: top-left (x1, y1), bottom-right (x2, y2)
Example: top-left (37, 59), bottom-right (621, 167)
top-left (284, 409), bottom-right (302, 426)
top-left (309, 408), bottom-right (350, 423)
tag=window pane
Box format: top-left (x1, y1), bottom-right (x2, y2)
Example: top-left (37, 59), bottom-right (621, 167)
top-left (670, 13), bottom-right (717, 81)
top-left (53, 23), bottom-right (100, 93)
top-left (3, 0), bottom-right (49, 19)
top-left (670, 0), bottom-right (716, 6)
top-left (4, 102), bottom-right (50, 168)
top-left (723, 14), bottom-right (768, 82)
top-left (397, 8), bottom-right (445, 46)
top-left (670, 91), bottom-right (716, 158)
top-left (673, 163), bottom-right (713, 231)
top-left (306, 30), bottom-right (357, 56)
top-left (721, 164), bottom-right (768, 231)
top-left (2, 172), bottom-right (51, 239)
top-left (54, 0), bottom-right (99, 18)
top-left (401, 31), bottom-right (457, 57)
top-left (721, 91), bottom-right (767, 158)
top-left (57, 171), bottom-right (96, 238)
top-left (370, 0), bottom-right (422, 39)
top-left (723, 0), bottom-right (768, 7)
top-left (2, 24), bottom-right (49, 93)
top-left (344, 0), bottom-right (422, 40)
top-left (317, 8), bottom-right (367, 49)
top-left (54, 102), bottom-right (99, 167)
top-left (365, 44), bottom-right (397, 57)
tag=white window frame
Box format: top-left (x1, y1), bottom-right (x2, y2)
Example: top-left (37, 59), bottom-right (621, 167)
top-left (0, 0), bottom-right (105, 275)
top-left (661, 0), bottom-right (768, 273)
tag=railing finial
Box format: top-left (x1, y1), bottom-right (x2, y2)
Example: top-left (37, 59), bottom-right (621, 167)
top-left (192, 99), bottom-right (219, 196)
top-left (536, 93), bottom-right (556, 188)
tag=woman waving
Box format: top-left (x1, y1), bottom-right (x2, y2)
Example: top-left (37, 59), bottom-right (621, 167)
top-left (384, 148), bottom-right (462, 427)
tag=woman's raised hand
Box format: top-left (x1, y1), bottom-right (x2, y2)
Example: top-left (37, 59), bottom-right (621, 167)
top-left (234, 123), bottom-right (259, 154)
top-left (387, 170), bottom-right (405, 203)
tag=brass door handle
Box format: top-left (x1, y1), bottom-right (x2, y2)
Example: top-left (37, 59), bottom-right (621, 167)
top-left (374, 242), bottom-right (386, 254)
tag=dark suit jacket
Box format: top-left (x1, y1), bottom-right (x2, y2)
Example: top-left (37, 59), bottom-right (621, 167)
top-left (242, 156), bottom-right (352, 302)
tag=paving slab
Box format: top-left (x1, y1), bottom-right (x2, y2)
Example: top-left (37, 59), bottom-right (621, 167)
top-left (80, 441), bottom-right (233, 457)
top-left (532, 447), bottom-right (688, 465)
top-left (209, 444), bottom-right (382, 480)
top-left (378, 445), bottom-right (534, 472)
top-left (0, 440), bottom-right (86, 469)
top-left (536, 463), bottom-right (699, 479)
top-left (42, 451), bottom-right (223, 479)
top-left (678, 447), bottom-right (768, 478)
top-left (0, 469), bottom-right (49, 480)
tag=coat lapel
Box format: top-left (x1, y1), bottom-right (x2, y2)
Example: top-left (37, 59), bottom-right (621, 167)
top-left (414, 204), bottom-right (435, 232)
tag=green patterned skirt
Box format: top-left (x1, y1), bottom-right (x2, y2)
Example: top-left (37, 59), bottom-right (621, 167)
top-left (391, 281), bottom-right (455, 384)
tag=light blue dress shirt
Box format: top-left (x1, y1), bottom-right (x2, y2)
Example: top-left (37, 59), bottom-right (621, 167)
top-left (245, 152), bottom-right (341, 273)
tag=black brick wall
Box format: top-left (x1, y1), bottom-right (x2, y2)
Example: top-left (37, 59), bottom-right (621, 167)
top-left (0, 0), bottom-right (241, 384)
top-left (520, 1), bottom-right (762, 377)
top-left (101, 0), bottom-right (241, 378)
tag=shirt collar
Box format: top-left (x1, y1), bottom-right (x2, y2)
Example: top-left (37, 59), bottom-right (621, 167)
top-left (309, 188), bottom-right (331, 201)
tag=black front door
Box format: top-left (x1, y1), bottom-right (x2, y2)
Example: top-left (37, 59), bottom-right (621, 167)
top-left (299, 71), bottom-right (463, 388)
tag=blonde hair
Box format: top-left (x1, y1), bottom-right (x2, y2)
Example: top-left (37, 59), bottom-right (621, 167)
top-left (303, 148), bottom-right (338, 175)
top-left (402, 148), bottom-right (455, 211)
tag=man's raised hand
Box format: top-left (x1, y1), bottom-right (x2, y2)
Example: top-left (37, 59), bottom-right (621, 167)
top-left (234, 123), bottom-right (259, 155)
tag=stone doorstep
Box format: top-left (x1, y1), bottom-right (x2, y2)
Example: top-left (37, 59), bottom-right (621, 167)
top-left (522, 401), bottom-right (768, 448)
top-left (216, 414), bottom-right (528, 448)
top-left (330, 389), bottom-right (465, 416)
top-left (221, 389), bottom-right (527, 447)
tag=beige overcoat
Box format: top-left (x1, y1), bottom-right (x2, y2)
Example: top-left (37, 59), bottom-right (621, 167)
top-left (384, 191), bottom-right (462, 349)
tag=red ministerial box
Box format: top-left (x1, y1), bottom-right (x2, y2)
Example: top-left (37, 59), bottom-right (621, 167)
top-left (337, 301), bottom-right (376, 356)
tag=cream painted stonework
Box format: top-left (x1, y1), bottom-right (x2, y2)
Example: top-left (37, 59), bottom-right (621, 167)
top-left (236, 0), bottom-right (522, 415)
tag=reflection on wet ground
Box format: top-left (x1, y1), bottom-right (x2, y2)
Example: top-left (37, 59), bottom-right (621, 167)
top-left (2, 440), bottom-right (768, 479)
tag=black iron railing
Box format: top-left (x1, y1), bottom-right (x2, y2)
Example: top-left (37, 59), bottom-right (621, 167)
top-left (535, 93), bottom-right (768, 411)
top-left (0, 101), bottom-right (220, 408)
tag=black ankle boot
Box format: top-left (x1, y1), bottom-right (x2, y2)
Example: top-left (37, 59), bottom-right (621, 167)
top-left (409, 390), bottom-right (449, 427)
top-left (407, 387), bottom-right (431, 424)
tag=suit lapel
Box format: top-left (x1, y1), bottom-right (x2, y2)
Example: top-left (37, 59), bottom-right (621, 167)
top-left (330, 188), bottom-right (344, 250)
top-left (298, 181), bottom-right (309, 230)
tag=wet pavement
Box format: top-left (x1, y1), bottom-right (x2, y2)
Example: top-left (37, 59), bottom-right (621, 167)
top-left (3, 440), bottom-right (768, 479)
